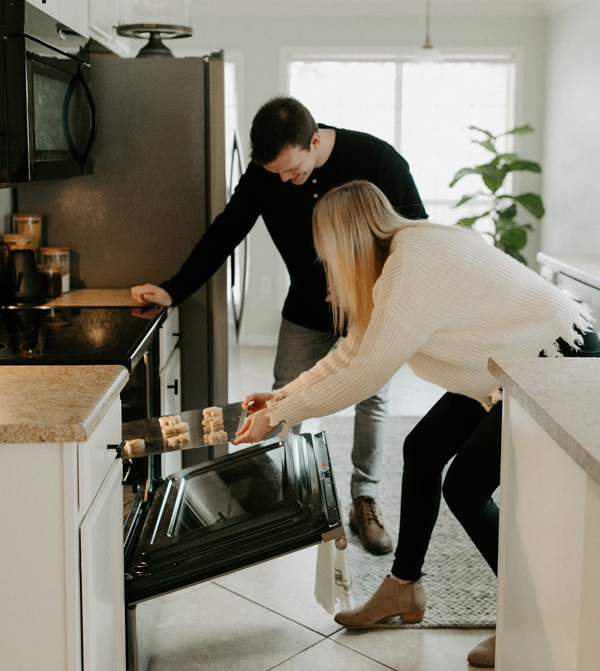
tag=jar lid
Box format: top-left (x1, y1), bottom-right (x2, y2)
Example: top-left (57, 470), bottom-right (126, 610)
top-left (40, 246), bottom-right (69, 253)
top-left (13, 213), bottom-right (42, 221)
top-left (3, 234), bottom-right (34, 249)
top-left (4, 233), bottom-right (34, 241)
top-left (37, 263), bottom-right (63, 273)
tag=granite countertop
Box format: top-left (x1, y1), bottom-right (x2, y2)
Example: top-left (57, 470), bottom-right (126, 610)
top-left (489, 357), bottom-right (600, 487)
top-left (0, 365), bottom-right (128, 443)
top-left (537, 252), bottom-right (600, 290)
top-left (47, 288), bottom-right (140, 308)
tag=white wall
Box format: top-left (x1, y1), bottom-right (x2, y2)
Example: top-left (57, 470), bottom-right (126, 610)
top-left (170, 7), bottom-right (548, 344)
top-left (542, 0), bottom-right (600, 255)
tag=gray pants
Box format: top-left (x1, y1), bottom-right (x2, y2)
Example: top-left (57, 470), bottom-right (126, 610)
top-left (273, 317), bottom-right (391, 500)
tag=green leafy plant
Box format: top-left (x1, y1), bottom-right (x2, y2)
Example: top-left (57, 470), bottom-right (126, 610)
top-left (449, 124), bottom-right (544, 265)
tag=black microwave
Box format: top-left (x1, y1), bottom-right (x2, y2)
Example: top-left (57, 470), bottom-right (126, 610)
top-left (0, 0), bottom-right (96, 186)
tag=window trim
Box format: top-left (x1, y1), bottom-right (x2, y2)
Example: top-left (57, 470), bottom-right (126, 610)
top-left (280, 45), bottom-right (525, 131)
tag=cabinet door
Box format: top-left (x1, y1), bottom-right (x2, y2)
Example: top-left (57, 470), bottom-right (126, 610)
top-left (88, 0), bottom-right (133, 57)
top-left (29, 0), bottom-right (61, 22)
top-left (80, 460), bottom-right (126, 671)
top-left (159, 306), bottom-right (180, 372)
top-left (60, 0), bottom-right (89, 38)
top-left (160, 347), bottom-right (182, 474)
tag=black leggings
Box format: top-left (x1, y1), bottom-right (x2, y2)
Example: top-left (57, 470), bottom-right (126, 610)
top-left (392, 328), bottom-right (600, 582)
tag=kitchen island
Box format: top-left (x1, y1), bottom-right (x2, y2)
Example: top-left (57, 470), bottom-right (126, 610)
top-left (0, 365), bottom-right (128, 671)
top-left (489, 357), bottom-right (600, 671)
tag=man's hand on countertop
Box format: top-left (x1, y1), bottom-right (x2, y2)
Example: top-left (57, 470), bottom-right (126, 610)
top-left (131, 284), bottom-right (173, 307)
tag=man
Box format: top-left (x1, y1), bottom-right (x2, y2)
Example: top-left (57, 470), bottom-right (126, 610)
top-left (132, 96), bottom-right (427, 555)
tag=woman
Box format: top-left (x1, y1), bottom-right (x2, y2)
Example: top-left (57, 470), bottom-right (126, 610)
top-left (233, 180), bottom-right (599, 668)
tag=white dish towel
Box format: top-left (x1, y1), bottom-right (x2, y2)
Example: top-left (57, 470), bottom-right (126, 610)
top-left (314, 539), bottom-right (355, 614)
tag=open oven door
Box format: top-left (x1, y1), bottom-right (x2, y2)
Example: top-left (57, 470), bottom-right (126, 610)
top-left (121, 407), bottom-right (344, 606)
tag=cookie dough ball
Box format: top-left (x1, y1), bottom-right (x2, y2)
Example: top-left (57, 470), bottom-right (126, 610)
top-left (203, 406), bottom-right (223, 418)
top-left (208, 417), bottom-right (224, 431)
top-left (124, 438), bottom-right (145, 451)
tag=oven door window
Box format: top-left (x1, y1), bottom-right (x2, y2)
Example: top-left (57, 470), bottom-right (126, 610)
top-left (125, 433), bottom-right (343, 605)
top-left (172, 444), bottom-right (286, 536)
top-left (29, 57), bottom-right (82, 162)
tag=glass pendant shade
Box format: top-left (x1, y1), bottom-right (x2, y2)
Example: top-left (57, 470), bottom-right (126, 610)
top-left (411, 0), bottom-right (444, 64)
top-left (410, 40), bottom-right (445, 64)
top-left (117, 0), bottom-right (193, 58)
top-left (119, 0), bottom-right (192, 29)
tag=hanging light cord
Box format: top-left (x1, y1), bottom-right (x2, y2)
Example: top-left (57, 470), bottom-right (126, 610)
top-left (425, 0), bottom-right (432, 48)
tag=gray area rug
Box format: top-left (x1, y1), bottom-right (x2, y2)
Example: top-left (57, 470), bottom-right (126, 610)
top-left (320, 415), bottom-right (497, 628)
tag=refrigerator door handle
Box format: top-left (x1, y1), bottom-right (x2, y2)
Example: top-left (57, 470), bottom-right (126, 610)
top-left (229, 132), bottom-right (249, 341)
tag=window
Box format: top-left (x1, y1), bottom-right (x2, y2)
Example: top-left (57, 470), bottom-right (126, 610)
top-left (288, 56), bottom-right (516, 232)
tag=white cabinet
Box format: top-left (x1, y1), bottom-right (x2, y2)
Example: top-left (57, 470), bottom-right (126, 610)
top-left (60, 0), bottom-right (89, 38)
top-left (497, 395), bottom-right (600, 671)
top-left (29, 0), bottom-right (89, 38)
top-left (159, 306), bottom-right (181, 371)
top-left (88, 0), bottom-right (133, 57)
top-left (29, 0), bottom-right (61, 22)
top-left (0, 394), bottom-right (124, 671)
top-left (159, 307), bottom-right (182, 475)
top-left (80, 460), bottom-right (127, 671)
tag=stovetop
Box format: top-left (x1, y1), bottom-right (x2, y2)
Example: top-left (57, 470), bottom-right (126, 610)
top-left (0, 306), bottom-right (166, 370)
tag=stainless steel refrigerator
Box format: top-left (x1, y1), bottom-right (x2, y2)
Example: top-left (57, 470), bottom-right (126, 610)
top-left (17, 53), bottom-right (241, 466)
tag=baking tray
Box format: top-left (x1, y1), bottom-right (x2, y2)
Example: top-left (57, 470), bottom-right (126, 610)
top-left (120, 401), bottom-right (248, 459)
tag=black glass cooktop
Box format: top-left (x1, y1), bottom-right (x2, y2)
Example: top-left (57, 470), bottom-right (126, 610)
top-left (0, 306), bottom-right (165, 370)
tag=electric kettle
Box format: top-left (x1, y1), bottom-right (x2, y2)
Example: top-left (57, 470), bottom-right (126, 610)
top-left (4, 248), bottom-right (45, 306)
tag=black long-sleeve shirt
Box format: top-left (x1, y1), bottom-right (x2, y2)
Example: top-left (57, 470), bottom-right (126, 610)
top-left (160, 124), bottom-right (427, 333)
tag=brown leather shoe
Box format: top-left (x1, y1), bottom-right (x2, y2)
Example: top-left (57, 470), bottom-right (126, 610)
top-left (467, 633), bottom-right (496, 668)
top-left (334, 575), bottom-right (426, 628)
top-left (349, 496), bottom-right (393, 555)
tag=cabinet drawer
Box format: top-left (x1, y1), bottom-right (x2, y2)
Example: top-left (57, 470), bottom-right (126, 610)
top-left (159, 306), bottom-right (180, 371)
top-left (78, 397), bottom-right (122, 513)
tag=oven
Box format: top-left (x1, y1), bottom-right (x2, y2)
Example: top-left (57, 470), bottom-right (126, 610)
top-left (0, 0), bottom-right (95, 186)
top-left (119, 407), bottom-right (344, 671)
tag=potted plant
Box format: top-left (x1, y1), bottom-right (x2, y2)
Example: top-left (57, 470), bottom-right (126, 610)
top-left (449, 124), bottom-right (544, 265)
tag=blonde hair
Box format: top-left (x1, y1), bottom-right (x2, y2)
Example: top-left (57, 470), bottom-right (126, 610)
top-left (313, 180), bottom-right (447, 334)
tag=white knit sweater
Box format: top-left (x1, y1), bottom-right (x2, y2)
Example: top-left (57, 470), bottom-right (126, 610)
top-left (266, 225), bottom-right (591, 430)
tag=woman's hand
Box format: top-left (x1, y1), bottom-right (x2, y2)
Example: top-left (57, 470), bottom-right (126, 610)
top-left (233, 407), bottom-right (273, 445)
top-left (131, 284), bottom-right (173, 307)
top-left (242, 392), bottom-right (274, 415)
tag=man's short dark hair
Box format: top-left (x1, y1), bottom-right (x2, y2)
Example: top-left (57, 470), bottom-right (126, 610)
top-left (250, 96), bottom-right (318, 165)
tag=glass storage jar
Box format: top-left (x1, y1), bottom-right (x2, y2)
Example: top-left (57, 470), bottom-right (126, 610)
top-left (40, 247), bottom-right (70, 294)
top-left (37, 264), bottom-right (63, 299)
top-left (13, 214), bottom-right (42, 259)
top-left (3, 233), bottom-right (35, 265)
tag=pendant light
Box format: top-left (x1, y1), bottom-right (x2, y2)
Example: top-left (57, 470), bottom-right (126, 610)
top-left (117, 0), bottom-right (193, 58)
top-left (411, 0), bottom-right (444, 64)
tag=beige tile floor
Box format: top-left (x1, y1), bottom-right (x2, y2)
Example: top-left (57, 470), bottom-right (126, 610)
top-left (147, 347), bottom-right (491, 671)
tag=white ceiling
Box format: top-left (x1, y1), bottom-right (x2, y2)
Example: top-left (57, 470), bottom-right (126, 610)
top-left (191, 0), bottom-right (585, 18)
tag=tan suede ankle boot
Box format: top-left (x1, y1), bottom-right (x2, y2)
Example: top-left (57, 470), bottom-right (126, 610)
top-left (467, 633), bottom-right (496, 668)
top-left (334, 575), bottom-right (426, 628)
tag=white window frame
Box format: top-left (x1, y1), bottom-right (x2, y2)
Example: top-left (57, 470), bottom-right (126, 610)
top-left (282, 46), bottom-right (523, 226)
